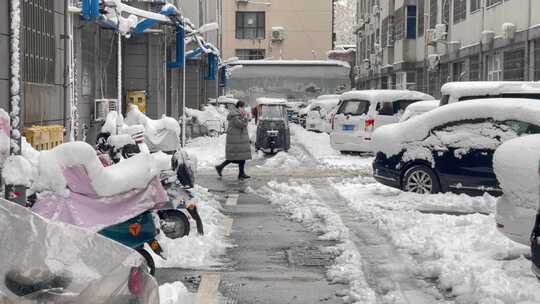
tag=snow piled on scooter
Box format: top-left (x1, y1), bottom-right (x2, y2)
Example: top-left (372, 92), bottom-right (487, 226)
top-left (152, 185), bottom-right (231, 268)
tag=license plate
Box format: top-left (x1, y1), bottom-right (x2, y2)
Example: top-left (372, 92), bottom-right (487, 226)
top-left (310, 124), bottom-right (316, 128)
top-left (342, 124), bottom-right (354, 131)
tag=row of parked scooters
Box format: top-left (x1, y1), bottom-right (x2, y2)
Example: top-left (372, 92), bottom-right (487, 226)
top-left (3, 104), bottom-right (202, 289)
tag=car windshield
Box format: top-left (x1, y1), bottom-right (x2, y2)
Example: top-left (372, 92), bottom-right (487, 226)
top-left (337, 99), bottom-right (370, 116)
top-left (260, 105), bottom-right (285, 119)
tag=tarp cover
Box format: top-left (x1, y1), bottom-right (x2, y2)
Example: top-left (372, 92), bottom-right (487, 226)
top-left (32, 166), bottom-right (168, 232)
top-left (0, 199), bottom-right (159, 303)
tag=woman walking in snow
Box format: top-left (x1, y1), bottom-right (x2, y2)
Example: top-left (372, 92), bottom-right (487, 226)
top-left (215, 101), bottom-right (252, 179)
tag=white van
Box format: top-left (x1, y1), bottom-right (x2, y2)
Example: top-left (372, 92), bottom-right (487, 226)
top-left (306, 95), bottom-right (340, 133)
top-left (330, 90), bottom-right (434, 153)
top-left (440, 81), bottom-right (540, 106)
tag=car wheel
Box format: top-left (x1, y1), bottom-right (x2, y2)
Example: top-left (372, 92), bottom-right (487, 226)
top-left (136, 248), bottom-right (156, 276)
top-left (158, 209), bottom-right (190, 239)
top-left (402, 165), bottom-right (440, 194)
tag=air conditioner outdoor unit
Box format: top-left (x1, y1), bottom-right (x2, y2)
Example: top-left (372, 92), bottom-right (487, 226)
top-left (434, 24), bottom-right (447, 41)
top-left (481, 30), bottom-right (495, 45)
top-left (426, 29), bottom-right (436, 45)
top-left (271, 27), bottom-right (285, 41)
top-left (502, 23), bottom-right (516, 40)
top-left (94, 99), bottom-right (118, 121)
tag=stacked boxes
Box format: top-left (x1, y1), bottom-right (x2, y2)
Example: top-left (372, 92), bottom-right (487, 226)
top-left (24, 125), bottom-right (64, 150)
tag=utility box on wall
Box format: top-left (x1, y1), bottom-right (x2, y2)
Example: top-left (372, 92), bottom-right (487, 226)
top-left (127, 91), bottom-right (147, 113)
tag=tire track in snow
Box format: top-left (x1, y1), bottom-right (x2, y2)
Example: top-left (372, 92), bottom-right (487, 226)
top-left (291, 138), bottom-right (447, 303)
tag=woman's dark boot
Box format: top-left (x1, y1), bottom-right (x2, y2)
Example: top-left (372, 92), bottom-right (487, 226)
top-left (215, 165), bottom-right (223, 177)
top-left (238, 173), bottom-right (251, 180)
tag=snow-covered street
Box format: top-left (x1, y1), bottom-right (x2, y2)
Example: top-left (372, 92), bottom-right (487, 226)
top-left (174, 123), bottom-right (540, 304)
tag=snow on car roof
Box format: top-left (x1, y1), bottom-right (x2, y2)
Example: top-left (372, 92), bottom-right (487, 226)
top-left (317, 94), bottom-right (341, 100)
top-left (373, 98), bottom-right (540, 157)
top-left (256, 97), bottom-right (287, 105)
top-left (404, 99), bottom-right (440, 112)
top-left (312, 97), bottom-right (340, 107)
top-left (441, 81), bottom-right (540, 99)
top-left (340, 90), bottom-right (434, 103)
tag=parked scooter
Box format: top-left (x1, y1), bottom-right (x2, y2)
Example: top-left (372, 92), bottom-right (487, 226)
top-left (98, 107), bottom-right (204, 235)
top-left (22, 142), bottom-right (174, 276)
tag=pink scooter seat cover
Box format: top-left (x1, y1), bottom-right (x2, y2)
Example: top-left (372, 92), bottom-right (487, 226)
top-left (32, 165), bottom-right (168, 232)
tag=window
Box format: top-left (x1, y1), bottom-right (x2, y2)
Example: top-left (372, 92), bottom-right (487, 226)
top-left (452, 61), bottom-right (465, 81)
top-left (406, 6), bottom-right (417, 39)
top-left (429, 0), bottom-right (438, 29)
top-left (337, 100), bottom-right (370, 116)
top-left (503, 49), bottom-right (525, 81)
top-left (487, 53), bottom-right (502, 81)
top-left (235, 49), bottom-right (265, 60)
top-left (417, 0), bottom-right (424, 37)
top-left (394, 7), bottom-right (404, 41)
top-left (469, 55), bottom-right (480, 81)
top-left (487, 0), bottom-right (502, 7)
top-left (236, 12), bottom-right (265, 40)
top-left (470, 0), bottom-right (481, 13)
top-left (22, 0), bottom-right (55, 84)
top-left (260, 105), bottom-right (284, 119)
top-left (535, 39), bottom-right (540, 81)
top-left (505, 120), bottom-right (540, 136)
top-left (453, 0), bottom-right (466, 24)
top-left (381, 17), bottom-right (389, 46)
top-left (442, 0), bottom-right (450, 25)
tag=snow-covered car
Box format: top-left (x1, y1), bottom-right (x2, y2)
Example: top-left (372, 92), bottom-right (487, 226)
top-left (286, 101), bottom-right (308, 123)
top-left (0, 199), bottom-right (159, 303)
top-left (398, 100), bottom-right (439, 122)
top-left (298, 99), bottom-right (316, 128)
top-left (440, 81), bottom-right (540, 106)
top-left (306, 95), bottom-right (340, 133)
top-left (330, 90), bottom-right (434, 153)
top-left (372, 98), bottom-right (540, 194)
top-left (494, 134), bottom-right (540, 245)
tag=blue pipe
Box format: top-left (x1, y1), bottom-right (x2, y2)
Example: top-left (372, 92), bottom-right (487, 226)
top-left (205, 54), bottom-right (217, 80)
top-left (132, 5), bottom-right (178, 35)
top-left (167, 24), bottom-right (184, 69)
top-left (82, 0), bottom-right (100, 21)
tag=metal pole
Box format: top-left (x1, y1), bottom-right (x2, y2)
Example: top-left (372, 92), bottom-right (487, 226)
top-left (117, 32), bottom-right (122, 130)
top-left (64, 0), bottom-right (71, 140)
top-left (181, 24), bottom-right (186, 147)
top-left (6, 0), bottom-right (26, 205)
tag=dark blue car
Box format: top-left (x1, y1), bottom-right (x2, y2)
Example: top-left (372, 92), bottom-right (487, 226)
top-left (371, 99), bottom-right (540, 195)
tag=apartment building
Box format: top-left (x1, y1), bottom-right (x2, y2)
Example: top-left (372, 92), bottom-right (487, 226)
top-left (355, 0), bottom-right (540, 97)
top-left (221, 0), bottom-right (333, 61)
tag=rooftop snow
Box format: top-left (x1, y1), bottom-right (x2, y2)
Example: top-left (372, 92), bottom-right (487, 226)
top-left (233, 59), bottom-right (351, 69)
top-left (441, 81), bottom-right (540, 99)
top-left (340, 90), bottom-right (434, 103)
top-left (373, 98), bottom-right (540, 156)
top-left (256, 97), bottom-right (287, 105)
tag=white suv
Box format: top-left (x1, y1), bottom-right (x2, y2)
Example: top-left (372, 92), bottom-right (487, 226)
top-left (330, 90), bottom-right (433, 153)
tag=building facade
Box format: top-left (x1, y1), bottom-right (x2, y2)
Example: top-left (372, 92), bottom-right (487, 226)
top-left (221, 0), bottom-right (333, 61)
top-left (2, 0), bottom-right (221, 145)
top-left (355, 0), bottom-right (540, 97)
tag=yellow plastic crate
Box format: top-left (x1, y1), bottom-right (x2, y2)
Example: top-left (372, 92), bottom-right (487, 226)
top-left (24, 125), bottom-right (64, 151)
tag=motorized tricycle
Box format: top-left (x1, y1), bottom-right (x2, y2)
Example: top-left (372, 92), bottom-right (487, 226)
top-left (255, 98), bottom-right (291, 154)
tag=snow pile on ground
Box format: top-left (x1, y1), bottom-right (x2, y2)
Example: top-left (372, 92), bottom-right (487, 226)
top-left (256, 180), bottom-right (377, 304)
top-left (153, 185), bottom-right (230, 268)
top-left (256, 150), bottom-right (303, 170)
top-left (334, 177), bottom-right (540, 303)
top-left (186, 105), bottom-right (227, 125)
top-left (494, 134), bottom-right (540, 211)
top-left (291, 124), bottom-right (373, 172)
top-left (159, 281), bottom-right (194, 304)
top-left (184, 135), bottom-right (226, 168)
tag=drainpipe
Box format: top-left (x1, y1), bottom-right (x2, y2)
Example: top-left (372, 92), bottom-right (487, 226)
top-left (6, 0), bottom-right (26, 204)
top-left (64, 0), bottom-right (70, 138)
top-left (117, 32), bottom-right (122, 130)
top-left (480, 0), bottom-right (485, 80)
top-left (526, 0), bottom-right (532, 80)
